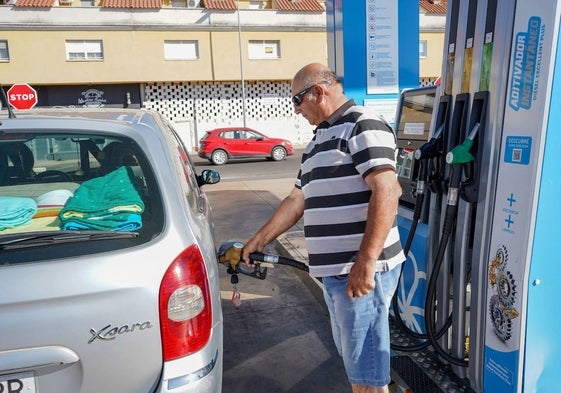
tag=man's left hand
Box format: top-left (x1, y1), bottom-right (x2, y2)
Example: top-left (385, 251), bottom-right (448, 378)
top-left (346, 258), bottom-right (377, 300)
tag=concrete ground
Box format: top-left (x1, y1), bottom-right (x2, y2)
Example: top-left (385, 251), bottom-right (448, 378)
top-left (204, 178), bottom-right (352, 393)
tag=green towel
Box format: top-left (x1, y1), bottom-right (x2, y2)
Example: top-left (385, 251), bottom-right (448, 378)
top-left (59, 166), bottom-right (144, 229)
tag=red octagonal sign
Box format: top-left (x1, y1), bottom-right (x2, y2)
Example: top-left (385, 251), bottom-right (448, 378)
top-left (7, 83), bottom-right (38, 110)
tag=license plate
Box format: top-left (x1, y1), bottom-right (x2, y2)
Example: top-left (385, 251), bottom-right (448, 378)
top-left (0, 372), bottom-right (36, 393)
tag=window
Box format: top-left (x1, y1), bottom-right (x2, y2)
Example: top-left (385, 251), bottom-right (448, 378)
top-left (164, 40), bottom-right (199, 60)
top-left (66, 40), bottom-right (103, 61)
top-left (419, 40), bottom-right (427, 58)
top-left (248, 1), bottom-right (263, 9)
top-left (0, 40), bottom-right (9, 61)
top-left (248, 40), bottom-right (280, 59)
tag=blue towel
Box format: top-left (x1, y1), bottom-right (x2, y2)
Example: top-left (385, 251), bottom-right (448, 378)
top-left (61, 213), bottom-right (142, 232)
top-left (0, 196), bottom-right (38, 231)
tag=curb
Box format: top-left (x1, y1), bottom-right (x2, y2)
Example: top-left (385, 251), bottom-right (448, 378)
top-left (276, 230), bottom-right (327, 312)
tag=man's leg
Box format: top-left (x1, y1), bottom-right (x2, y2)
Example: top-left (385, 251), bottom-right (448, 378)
top-left (322, 267), bottom-right (401, 392)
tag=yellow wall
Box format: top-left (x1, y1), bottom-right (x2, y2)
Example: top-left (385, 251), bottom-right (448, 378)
top-left (0, 29), bottom-right (327, 85)
top-left (420, 31), bottom-right (445, 79)
top-left (210, 31), bottom-right (327, 81)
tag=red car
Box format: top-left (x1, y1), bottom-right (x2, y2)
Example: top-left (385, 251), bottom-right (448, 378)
top-left (198, 127), bottom-right (293, 165)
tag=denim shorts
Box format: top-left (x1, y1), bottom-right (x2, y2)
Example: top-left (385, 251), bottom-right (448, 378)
top-left (322, 266), bottom-right (401, 387)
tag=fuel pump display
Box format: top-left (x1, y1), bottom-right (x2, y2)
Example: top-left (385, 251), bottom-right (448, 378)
top-left (395, 85), bottom-right (438, 208)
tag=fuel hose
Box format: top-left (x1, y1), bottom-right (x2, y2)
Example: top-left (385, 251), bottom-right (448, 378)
top-left (391, 125), bottom-right (453, 352)
top-left (423, 165), bottom-right (468, 367)
top-left (421, 124), bottom-right (480, 367)
top-left (391, 158), bottom-right (452, 352)
top-left (248, 252), bottom-right (309, 272)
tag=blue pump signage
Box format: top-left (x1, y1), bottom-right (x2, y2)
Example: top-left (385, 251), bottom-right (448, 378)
top-left (508, 17), bottom-right (544, 111)
top-left (483, 2), bottom-right (561, 392)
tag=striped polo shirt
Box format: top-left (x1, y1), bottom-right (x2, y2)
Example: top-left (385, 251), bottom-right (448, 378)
top-left (295, 100), bottom-right (405, 277)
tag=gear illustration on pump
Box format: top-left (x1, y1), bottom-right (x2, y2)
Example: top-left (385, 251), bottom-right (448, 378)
top-left (496, 270), bottom-right (517, 308)
top-left (488, 245), bottom-right (507, 286)
top-left (487, 245), bottom-right (519, 342)
top-left (489, 295), bottom-right (512, 342)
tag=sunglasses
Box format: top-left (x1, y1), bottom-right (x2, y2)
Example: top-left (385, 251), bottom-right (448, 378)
top-left (291, 85), bottom-right (316, 106)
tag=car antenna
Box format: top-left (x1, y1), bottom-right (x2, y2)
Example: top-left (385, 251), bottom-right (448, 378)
top-left (0, 85), bottom-right (17, 118)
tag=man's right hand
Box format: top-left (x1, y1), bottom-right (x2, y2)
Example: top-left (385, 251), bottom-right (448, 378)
top-left (241, 237), bottom-right (263, 265)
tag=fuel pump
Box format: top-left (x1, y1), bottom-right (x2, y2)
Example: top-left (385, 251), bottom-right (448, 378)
top-left (326, 1), bottom-right (561, 390)
top-left (423, 123), bottom-right (480, 367)
top-left (391, 123), bottom-right (450, 352)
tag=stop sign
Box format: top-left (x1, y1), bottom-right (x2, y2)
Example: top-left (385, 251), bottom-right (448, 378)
top-left (7, 83), bottom-right (38, 110)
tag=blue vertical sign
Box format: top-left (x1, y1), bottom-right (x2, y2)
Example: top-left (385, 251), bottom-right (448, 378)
top-left (326, 0), bottom-right (419, 118)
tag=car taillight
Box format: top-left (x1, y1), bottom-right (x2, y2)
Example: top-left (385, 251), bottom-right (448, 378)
top-left (159, 245), bottom-right (212, 361)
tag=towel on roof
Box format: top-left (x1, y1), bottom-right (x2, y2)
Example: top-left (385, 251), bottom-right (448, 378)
top-left (0, 196), bottom-right (38, 231)
top-left (59, 166), bottom-right (144, 231)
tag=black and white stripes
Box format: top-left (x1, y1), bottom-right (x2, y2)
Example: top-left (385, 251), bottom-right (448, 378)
top-left (295, 100), bottom-right (405, 277)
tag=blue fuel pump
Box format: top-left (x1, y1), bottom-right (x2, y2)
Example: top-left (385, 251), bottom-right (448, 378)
top-left (327, 1), bottom-right (561, 392)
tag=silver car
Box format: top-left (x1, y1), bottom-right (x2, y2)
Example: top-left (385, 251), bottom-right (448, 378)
top-left (0, 107), bottom-right (223, 393)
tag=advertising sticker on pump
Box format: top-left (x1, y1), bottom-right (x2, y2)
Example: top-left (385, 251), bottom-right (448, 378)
top-left (483, 2), bottom-right (560, 393)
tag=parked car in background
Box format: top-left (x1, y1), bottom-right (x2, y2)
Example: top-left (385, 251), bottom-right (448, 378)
top-left (197, 127), bottom-right (293, 165)
top-left (0, 107), bottom-right (223, 393)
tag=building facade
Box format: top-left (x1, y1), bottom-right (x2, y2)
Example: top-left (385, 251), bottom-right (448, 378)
top-left (0, 0), bottom-right (445, 149)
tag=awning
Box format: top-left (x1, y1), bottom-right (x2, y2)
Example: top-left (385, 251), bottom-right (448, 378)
top-left (14, 0), bottom-right (56, 7)
top-left (101, 0), bottom-right (162, 8)
top-left (203, 0), bottom-right (237, 10)
top-left (273, 0), bottom-right (324, 12)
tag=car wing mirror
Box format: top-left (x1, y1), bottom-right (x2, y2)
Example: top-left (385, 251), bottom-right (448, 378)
top-left (199, 169), bottom-right (220, 186)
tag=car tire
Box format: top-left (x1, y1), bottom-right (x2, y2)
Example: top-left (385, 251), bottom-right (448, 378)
top-left (271, 146), bottom-right (287, 161)
top-left (211, 149), bottom-right (228, 165)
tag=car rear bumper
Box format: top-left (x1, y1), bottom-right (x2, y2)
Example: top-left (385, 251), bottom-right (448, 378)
top-left (156, 321), bottom-right (223, 393)
top-left (160, 350), bottom-right (222, 393)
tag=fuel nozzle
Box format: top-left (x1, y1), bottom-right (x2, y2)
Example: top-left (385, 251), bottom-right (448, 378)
top-left (413, 124), bottom-right (445, 197)
top-left (443, 123), bottom-right (480, 212)
top-left (415, 124), bottom-right (445, 161)
top-left (217, 240), bottom-right (268, 280)
top-left (217, 241), bottom-right (244, 270)
top-left (445, 123), bottom-right (480, 165)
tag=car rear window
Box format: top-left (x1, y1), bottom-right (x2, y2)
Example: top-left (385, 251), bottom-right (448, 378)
top-left (0, 134), bottom-right (164, 263)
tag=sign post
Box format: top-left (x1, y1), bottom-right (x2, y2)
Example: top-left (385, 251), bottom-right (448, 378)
top-left (7, 83), bottom-right (38, 110)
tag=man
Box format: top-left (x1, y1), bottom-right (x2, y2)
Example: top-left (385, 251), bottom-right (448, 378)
top-left (242, 63), bottom-right (405, 393)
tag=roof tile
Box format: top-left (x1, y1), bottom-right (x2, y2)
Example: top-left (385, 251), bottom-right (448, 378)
top-left (420, 0), bottom-right (447, 15)
top-left (274, 0), bottom-right (324, 12)
top-left (203, 0), bottom-right (237, 10)
top-left (14, 0), bottom-right (56, 7)
top-left (101, 0), bottom-right (161, 8)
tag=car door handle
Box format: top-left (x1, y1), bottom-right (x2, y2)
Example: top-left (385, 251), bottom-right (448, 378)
top-left (0, 345), bottom-right (79, 374)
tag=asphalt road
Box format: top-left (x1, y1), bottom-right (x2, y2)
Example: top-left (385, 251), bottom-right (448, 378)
top-left (192, 148), bottom-right (303, 182)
